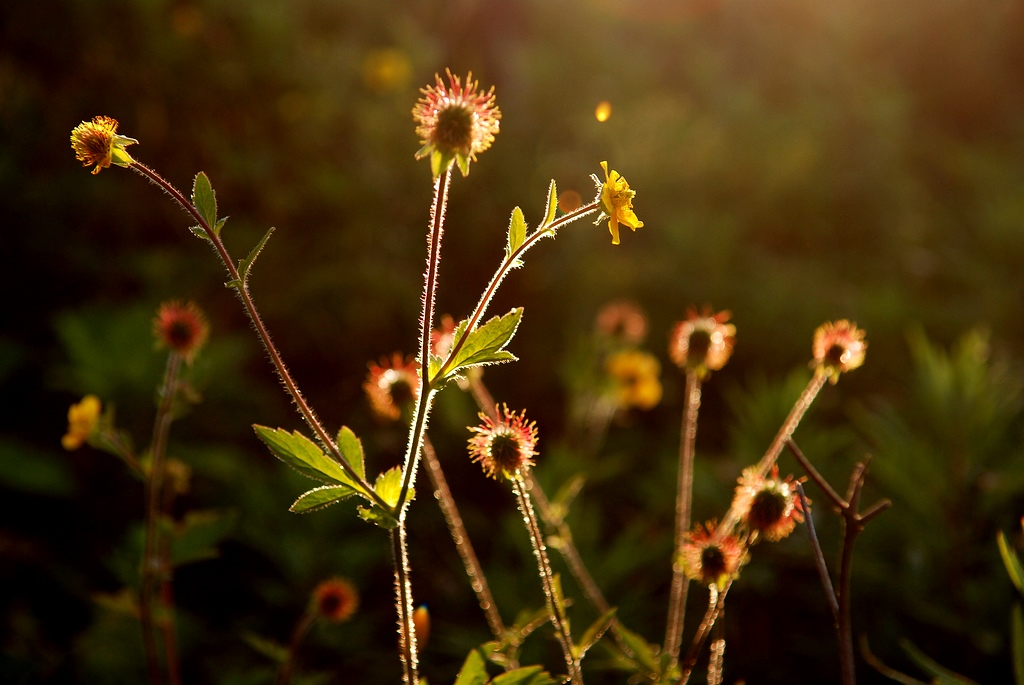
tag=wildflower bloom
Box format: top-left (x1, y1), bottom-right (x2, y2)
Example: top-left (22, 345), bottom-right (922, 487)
top-left (595, 299), bottom-right (648, 346)
top-left (812, 320), bottom-right (867, 384)
top-left (669, 307), bottom-right (736, 380)
top-left (311, 577), bottom-right (359, 622)
top-left (364, 354), bottom-right (421, 421)
top-left (62, 395), bottom-right (102, 450)
top-left (154, 300), bottom-right (209, 363)
top-left (467, 404), bottom-right (538, 481)
top-left (70, 116), bottom-right (138, 175)
top-left (732, 466), bottom-right (805, 543)
top-left (413, 69), bottom-right (501, 178)
top-left (595, 161), bottom-right (644, 245)
top-left (679, 521), bottom-right (745, 590)
top-left (605, 349), bottom-right (662, 410)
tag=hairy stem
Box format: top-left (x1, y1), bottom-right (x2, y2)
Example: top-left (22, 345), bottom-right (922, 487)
top-left (421, 435), bottom-right (507, 643)
top-left (665, 371), bottom-right (701, 662)
top-left (680, 582), bottom-right (731, 684)
top-left (129, 162), bottom-right (386, 511)
top-left (139, 351), bottom-right (183, 685)
top-left (512, 475), bottom-right (582, 684)
top-left (276, 610), bottom-right (315, 685)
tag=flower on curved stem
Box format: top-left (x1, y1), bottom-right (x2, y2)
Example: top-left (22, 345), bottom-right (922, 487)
top-left (413, 69), bottom-right (501, 178)
top-left (669, 307), bottom-right (736, 380)
top-left (467, 404), bottom-right (538, 481)
top-left (732, 466), bottom-right (805, 543)
top-left (812, 320), bottom-right (867, 384)
top-left (62, 395), bottom-right (101, 450)
top-left (70, 116), bottom-right (137, 175)
top-left (595, 161), bottom-right (644, 245)
top-left (312, 577), bottom-right (359, 623)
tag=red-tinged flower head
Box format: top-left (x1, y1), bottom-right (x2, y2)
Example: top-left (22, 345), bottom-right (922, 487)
top-left (154, 300), bottom-right (209, 363)
top-left (595, 299), bottom-right (648, 345)
top-left (669, 307), bottom-right (736, 380)
top-left (70, 115), bottom-right (137, 174)
top-left (311, 577), bottom-right (359, 623)
top-left (733, 466), bottom-right (806, 543)
top-left (812, 320), bottom-right (867, 384)
top-left (605, 349), bottom-right (662, 411)
top-left (62, 395), bottom-right (102, 450)
top-left (467, 404), bottom-right (538, 481)
top-left (679, 521), bottom-right (745, 590)
top-left (364, 353), bottom-right (421, 422)
top-left (413, 69), bottom-right (500, 178)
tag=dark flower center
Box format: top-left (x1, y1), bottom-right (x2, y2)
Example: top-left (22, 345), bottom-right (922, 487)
top-left (700, 545), bottom-right (726, 580)
top-left (748, 489), bottom-right (787, 530)
top-left (166, 320), bottom-right (197, 349)
top-left (489, 431), bottom-right (523, 474)
top-left (389, 378), bottom-right (414, 407)
top-left (319, 593), bottom-right (342, 617)
top-left (434, 105), bottom-right (474, 153)
top-left (825, 343), bottom-right (847, 367)
top-left (688, 329), bottom-right (712, 364)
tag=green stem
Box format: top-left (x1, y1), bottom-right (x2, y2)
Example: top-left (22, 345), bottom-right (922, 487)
top-left (665, 371), bottom-right (701, 662)
top-left (512, 475), bottom-right (582, 685)
top-left (433, 202), bottom-right (599, 383)
top-left (140, 352), bottom-right (183, 685)
top-left (128, 162), bottom-right (387, 512)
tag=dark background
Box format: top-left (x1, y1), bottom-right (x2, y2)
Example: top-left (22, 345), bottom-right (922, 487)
top-left (3, 0), bottom-right (1024, 682)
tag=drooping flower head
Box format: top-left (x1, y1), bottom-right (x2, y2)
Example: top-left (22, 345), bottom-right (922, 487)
top-left (669, 307), bottom-right (736, 380)
top-left (154, 300), bottom-right (209, 363)
top-left (732, 466), bottom-right (806, 543)
top-left (812, 320), bottom-right (867, 384)
top-left (467, 404), bottom-right (538, 481)
top-left (605, 349), bottom-right (662, 411)
top-left (595, 299), bottom-right (648, 346)
top-left (594, 161), bottom-right (644, 245)
top-left (311, 577), bottom-right (359, 623)
top-left (70, 116), bottom-right (138, 175)
top-left (62, 395), bottom-right (102, 450)
top-left (413, 69), bottom-right (501, 178)
top-left (679, 521), bottom-right (745, 590)
top-left (364, 353), bottom-right (421, 421)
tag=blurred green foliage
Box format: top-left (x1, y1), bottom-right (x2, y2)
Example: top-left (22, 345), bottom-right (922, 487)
top-left (3, 0), bottom-right (1024, 682)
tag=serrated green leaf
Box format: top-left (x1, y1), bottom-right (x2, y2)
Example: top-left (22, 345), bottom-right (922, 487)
top-left (454, 646), bottom-right (490, 685)
top-left (1000, 531), bottom-right (1024, 595)
top-left (542, 179), bottom-right (558, 226)
top-left (506, 206), bottom-right (527, 263)
top-left (169, 510), bottom-right (237, 567)
top-left (337, 426), bottom-right (366, 482)
top-left (189, 225), bottom-right (212, 241)
top-left (357, 504), bottom-right (397, 529)
top-left (192, 171), bottom-right (217, 228)
top-left (613, 622), bottom-right (659, 672)
top-left (290, 484), bottom-right (357, 513)
top-left (238, 226), bottom-right (275, 284)
top-left (253, 425), bottom-right (354, 487)
top-left (491, 665), bottom-right (556, 685)
top-left (440, 308), bottom-right (522, 382)
top-left (374, 466), bottom-right (410, 508)
top-left (900, 639), bottom-right (980, 685)
top-left (214, 216), bottom-right (228, 237)
top-left (574, 608), bottom-right (616, 660)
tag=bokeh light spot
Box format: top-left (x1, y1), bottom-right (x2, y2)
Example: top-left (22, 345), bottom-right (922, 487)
top-left (595, 100), bottom-right (612, 122)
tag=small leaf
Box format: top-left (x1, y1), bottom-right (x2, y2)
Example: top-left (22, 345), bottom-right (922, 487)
top-left (542, 179), bottom-right (558, 227)
top-left (574, 608), bottom-right (616, 660)
top-left (374, 466), bottom-right (409, 508)
top-left (454, 646), bottom-right (491, 685)
top-left (238, 226), bottom-right (275, 285)
top-left (214, 216), bottom-right (229, 237)
top-left (337, 426), bottom-right (366, 482)
top-left (613, 622), bottom-right (659, 672)
top-left (491, 665), bottom-right (557, 685)
top-left (242, 632), bottom-right (288, 663)
top-left (192, 171), bottom-right (217, 229)
top-left (169, 510), bottom-right (237, 567)
top-left (290, 484), bottom-right (357, 513)
top-left (189, 225), bottom-right (212, 242)
top-left (506, 206), bottom-right (527, 264)
top-left (253, 425), bottom-right (355, 487)
top-left (999, 531), bottom-right (1024, 595)
top-left (439, 308), bottom-right (523, 383)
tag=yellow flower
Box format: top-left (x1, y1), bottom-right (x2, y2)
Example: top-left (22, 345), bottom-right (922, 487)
top-left (70, 116), bottom-right (138, 175)
top-left (62, 395), bottom-right (101, 450)
top-left (597, 161), bottom-right (644, 245)
top-left (605, 349), bottom-right (662, 410)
